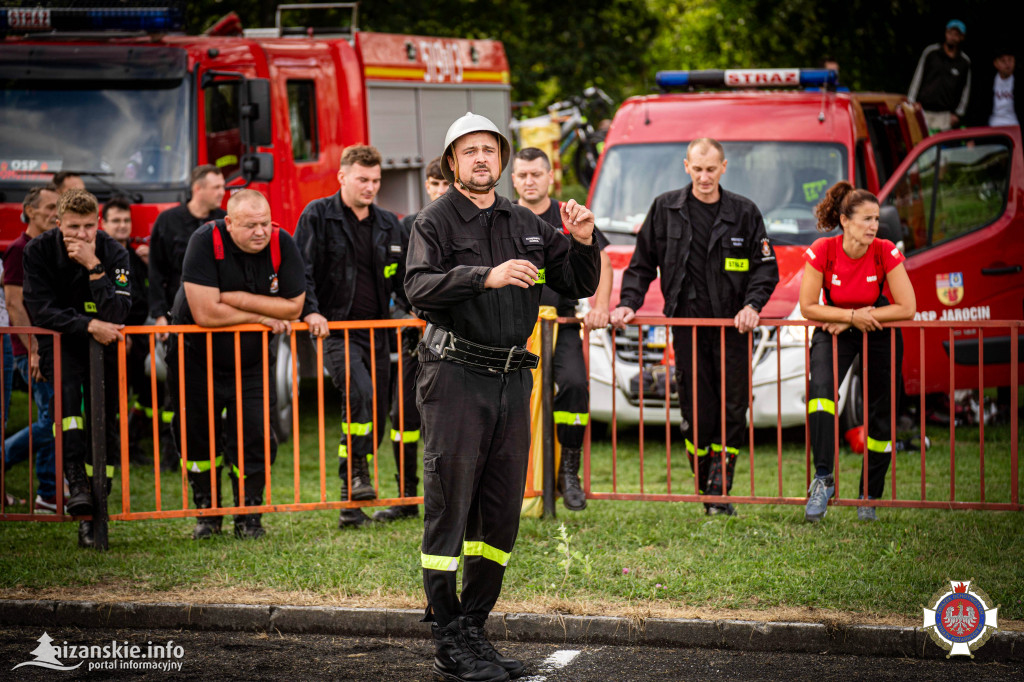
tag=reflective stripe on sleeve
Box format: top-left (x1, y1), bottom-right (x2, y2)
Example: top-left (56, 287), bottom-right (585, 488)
top-left (463, 540), bottom-right (511, 567)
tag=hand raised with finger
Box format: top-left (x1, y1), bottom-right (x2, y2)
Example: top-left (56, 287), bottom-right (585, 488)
top-left (560, 199), bottom-right (595, 244)
top-left (484, 259), bottom-right (539, 289)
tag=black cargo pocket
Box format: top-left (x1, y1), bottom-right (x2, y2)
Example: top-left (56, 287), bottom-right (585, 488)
top-left (416, 360), bottom-right (443, 409)
top-left (422, 452), bottom-right (446, 519)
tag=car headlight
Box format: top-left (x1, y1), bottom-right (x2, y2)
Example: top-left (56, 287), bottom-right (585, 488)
top-left (778, 304), bottom-right (810, 347)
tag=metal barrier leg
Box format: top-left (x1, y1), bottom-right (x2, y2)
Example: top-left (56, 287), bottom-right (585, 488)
top-left (542, 317), bottom-right (556, 518)
top-left (89, 340), bottom-right (109, 551)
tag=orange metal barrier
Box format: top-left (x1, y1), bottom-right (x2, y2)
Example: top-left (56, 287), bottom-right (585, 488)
top-left (585, 316), bottom-right (1021, 512)
top-left (1, 327), bottom-right (67, 522)
top-left (108, 319), bottom-right (426, 522)
top-left (3, 315), bottom-right (1019, 530)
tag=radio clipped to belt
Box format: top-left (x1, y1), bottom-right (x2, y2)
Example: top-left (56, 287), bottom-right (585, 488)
top-left (421, 323), bottom-right (539, 374)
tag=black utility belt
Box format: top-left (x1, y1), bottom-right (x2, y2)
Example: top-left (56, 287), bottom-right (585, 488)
top-left (421, 323), bottom-right (539, 374)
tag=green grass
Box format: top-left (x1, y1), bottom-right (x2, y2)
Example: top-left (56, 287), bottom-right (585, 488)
top-left (1, 386), bottom-right (1022, 623)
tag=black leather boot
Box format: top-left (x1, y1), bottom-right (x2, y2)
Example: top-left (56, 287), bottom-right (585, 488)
top-left (432, 620), bottom-right (509, 682)
top-left (77, 477), bottom-right (111, 548)
top-left (235, 488), bottom-right (266, 540)
top-left (372, 471), bottom-right (420, 522)
top-left (459, 616), bottom-right (525, 679)
top-left (338, 473), bottom-right (372, 528)
top-left (65, 461), bottom-right (93, 516)
top-left (342, 452), bottom-right (376, 501)
top-left (557, 447), bottom-right (587, 511)
top-left (188, 471), bottom-right (223, 539)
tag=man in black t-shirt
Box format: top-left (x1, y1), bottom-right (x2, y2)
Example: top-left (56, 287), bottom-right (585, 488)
top-left (512, 147), bottom-right (612, 511)
top-left (612, 138), bottom-right (779, 516)
top-left (171, 189), bottom-right (305, 540)
top-left (294, 145), bottom-right (409, 529)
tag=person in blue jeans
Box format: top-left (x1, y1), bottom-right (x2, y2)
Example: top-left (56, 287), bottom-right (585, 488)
top-left (3, 186), bottom-right (60, 511)
top-left (3, 349), bottom-right (57, 510)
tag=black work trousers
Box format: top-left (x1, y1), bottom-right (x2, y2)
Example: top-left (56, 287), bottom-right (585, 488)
top-left (672, 325), bottom-right (750, 498)
top-left (390, 326), bottom-right (422, 475)
top-left (45, 345), bottom-right (119, 479)
top-left (323, 329), bottom-right (390, 477)
top-left (552, 323), bottom-right (589, 450)
top-left (417, 357), bottom-right (532, 628)
top-left (174, 338), bottom-right (277, 504)
top-left (808, 327), bottom-right (903, 499)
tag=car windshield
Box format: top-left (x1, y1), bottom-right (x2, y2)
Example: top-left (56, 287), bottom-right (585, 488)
top-left (0, 79), bottom-right (190, 187)
top-left (591, 142), bottom-right (848, 246)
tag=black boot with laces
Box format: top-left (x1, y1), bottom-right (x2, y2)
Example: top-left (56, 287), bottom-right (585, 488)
top-left (431, 620), bottom-right (509, 682)
top-left (458, 616), bottom-right (525, 679)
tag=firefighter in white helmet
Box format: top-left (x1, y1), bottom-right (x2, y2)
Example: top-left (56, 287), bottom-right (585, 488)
top-left (405, 112), bottom-right (601, 681)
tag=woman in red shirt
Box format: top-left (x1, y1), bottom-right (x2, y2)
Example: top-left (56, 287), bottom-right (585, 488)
top-left (799, 182), bottom-right (916, 522)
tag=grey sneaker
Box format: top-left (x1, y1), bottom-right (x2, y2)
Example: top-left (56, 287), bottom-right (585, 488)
top-left (804, 475), bottom-right (834, 522)
top-left (857, 497), bottom-right (877, 522)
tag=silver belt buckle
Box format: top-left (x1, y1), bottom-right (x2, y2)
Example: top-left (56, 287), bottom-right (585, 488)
top-left (502, 346), bottom-right (519, 373)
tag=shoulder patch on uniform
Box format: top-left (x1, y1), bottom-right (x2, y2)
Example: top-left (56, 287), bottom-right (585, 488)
top-left (114, 268), bottom-right (129, 286)
top-left (891, 247), bottom-right (900, 258)
top-left (522, 235), bottom-right (543, 246)
top-left (805, 248), bottom-right (816, 259)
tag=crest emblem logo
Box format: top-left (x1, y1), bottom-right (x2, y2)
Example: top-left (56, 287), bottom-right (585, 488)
top-left (760, 238), bottom-right (771, 257)
top-left (114, 268), bottom-right (129, 286)
top-left (268, 274), bottom-right (279, 294)
top-left (922, 580), bottom-right (999, 657)
top-left (935, 272), bottom-right (964, 306)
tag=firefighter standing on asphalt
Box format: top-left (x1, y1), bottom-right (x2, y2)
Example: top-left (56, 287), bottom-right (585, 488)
top-left (22, 189), bottom-right (131, 547)
top-left (294, 145), bottom-right (409, 529)
top-left (374, 157), bottom-right (449, 523)
top-left (406, 113), bottom-right (601, 682)
top-left (511, 147), bottom-right (613, 511)
top-left (171, 190), bottom-right (305, 540)
top-left (610, 138), bottom-right (779, 516)
top-left (799, 182), bottom-right (916, 523)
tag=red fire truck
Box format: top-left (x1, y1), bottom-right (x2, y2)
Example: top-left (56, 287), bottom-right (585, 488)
top-left (0, 4), bottom-right (511, 437)
top-left (585, 68), bottom-right (1023, 428)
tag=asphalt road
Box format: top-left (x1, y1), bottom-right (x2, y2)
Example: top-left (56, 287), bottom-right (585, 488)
top-left (2, 627), bottom-right (1021, 681)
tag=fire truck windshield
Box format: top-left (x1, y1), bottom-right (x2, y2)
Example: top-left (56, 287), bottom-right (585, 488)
top-left (0, 79), bottom-right (190, 187)
top-left (591, 142), bottom-right (848, 245)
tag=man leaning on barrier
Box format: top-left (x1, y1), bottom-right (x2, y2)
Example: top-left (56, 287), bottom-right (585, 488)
top-left (170, 189), bottom-right (305, 540)
top-left (22, 189), bottom-right (131, 547)
top-left (610, 137), bottom-right (779, 517)
top-left (294, 145), bottom-right (409, 529)
top-left (406, 112), bottom-right (601, 682)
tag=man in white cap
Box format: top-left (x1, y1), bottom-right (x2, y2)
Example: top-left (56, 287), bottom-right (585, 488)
top-left (405, 113), bottom-right (601, 681)
top-left (908, 19), bottom-right (972, 132)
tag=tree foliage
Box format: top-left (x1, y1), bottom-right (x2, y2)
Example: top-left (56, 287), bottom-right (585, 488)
top-left (184, 0), bottom-right (1012, 108)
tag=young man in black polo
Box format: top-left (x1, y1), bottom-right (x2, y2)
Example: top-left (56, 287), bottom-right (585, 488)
top-left (171, 189), bottom-right (305, 540)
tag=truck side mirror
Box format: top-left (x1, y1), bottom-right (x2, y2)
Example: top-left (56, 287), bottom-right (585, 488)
top-left (878, 205), bottom-right (904, 244)
top-left (241, 78), bottom-right (272, 148)
top-left (241, 152), bottom-right (274, 183)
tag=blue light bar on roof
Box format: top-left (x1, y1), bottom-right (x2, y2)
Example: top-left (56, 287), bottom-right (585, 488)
top-left (656, 68), bottom-right (838, 90)
top-left (1, 6), bottom-right (185, 33)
